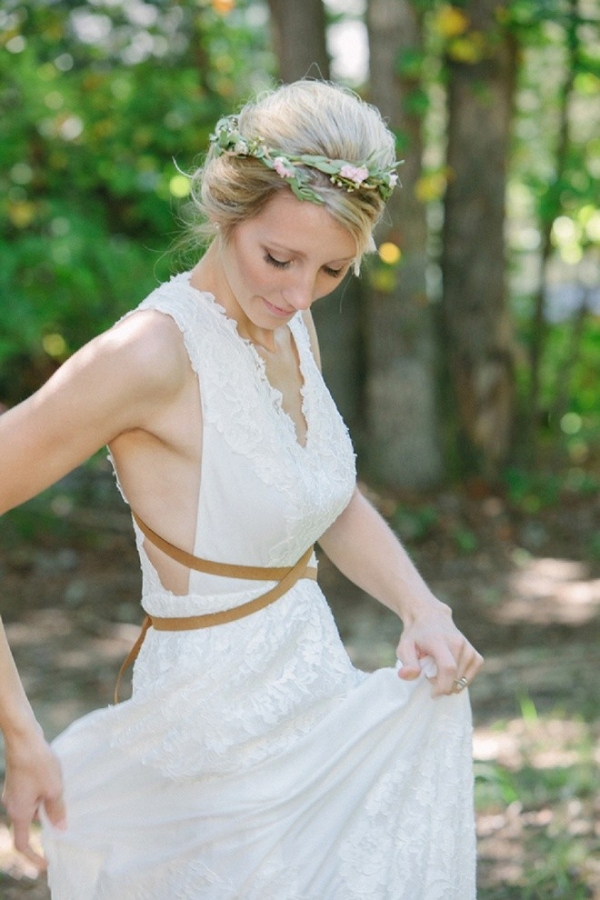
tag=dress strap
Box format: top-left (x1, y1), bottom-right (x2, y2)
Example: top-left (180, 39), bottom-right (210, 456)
top-left (114, 514), bottom-right (317, 703)
top-left (132, 512), bottom-right (311, 581)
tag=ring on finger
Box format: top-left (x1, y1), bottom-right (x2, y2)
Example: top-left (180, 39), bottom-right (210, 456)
top-left (454, 676), bottom-right (469, 692)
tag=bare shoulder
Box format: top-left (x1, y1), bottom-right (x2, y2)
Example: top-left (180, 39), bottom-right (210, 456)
top-left (25, 308), bottom-right (192, 440)
top-left (0, 310), bottom-right (193, 513)
top-left (301, 310), bottom-right (322, 370)
top-left (102, 309), bottom-right (190, 396)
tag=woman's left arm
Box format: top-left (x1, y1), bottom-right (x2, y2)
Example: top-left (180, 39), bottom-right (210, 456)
top-left (318, 486), bottom-right (483, 696)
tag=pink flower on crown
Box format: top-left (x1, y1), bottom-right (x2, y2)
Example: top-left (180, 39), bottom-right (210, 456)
top-left (339, 164), bottom-right (369, 186)
top-left (273, 157), bottom-right (296, 179)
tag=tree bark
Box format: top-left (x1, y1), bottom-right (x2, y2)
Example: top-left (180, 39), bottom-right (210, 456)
top-left (364, 0), bottom-right (443, 489)
top-left (266, 0), bottom-right (330, 82)
top-left (441, 1), bottom-right (517, 477)
top-left (529, 0), bottom-right (579, 464)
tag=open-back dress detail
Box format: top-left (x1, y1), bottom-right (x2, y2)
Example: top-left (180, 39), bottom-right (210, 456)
top-left (42, 272), bottom-right (477, 899)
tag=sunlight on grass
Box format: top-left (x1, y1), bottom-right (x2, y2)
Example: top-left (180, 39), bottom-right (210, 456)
top-left (474, 707), bottom-right (600, 898)
top-left (501, 556), bottom-right (600, 626)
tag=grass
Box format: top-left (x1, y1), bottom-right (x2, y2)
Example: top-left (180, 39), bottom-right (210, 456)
top-left (474, 703), bottom-right (600, 899)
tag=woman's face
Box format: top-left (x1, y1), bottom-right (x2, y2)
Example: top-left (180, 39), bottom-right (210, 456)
top-left (216, 191), bottom-right (357, 337)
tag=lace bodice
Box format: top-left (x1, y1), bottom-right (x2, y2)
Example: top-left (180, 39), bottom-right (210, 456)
top-left (119, 271), bottom-right (356, 617)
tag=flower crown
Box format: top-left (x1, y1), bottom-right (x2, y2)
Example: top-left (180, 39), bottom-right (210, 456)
top-left (209, 115), bottom-right (400, 204)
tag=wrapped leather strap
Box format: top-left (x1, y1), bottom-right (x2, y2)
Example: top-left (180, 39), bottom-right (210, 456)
top-left (150, 544), bottom-right (316, 630)
top-left (114, 515), bottom-right (317, 703)
top-left (132, 512), bottom-right (308, 581)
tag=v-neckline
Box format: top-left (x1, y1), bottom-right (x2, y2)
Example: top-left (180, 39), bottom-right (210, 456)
top-left (244, 327), bottom-right (309, 450)
top-left (184, 274), bottom-right (310, 451)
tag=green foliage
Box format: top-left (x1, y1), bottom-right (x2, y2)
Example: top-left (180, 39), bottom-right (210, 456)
top-left (475, 708), bottom-right (599, 899)
top-left (503, 467), bottom-right (562, 511)
top-left (450, 524), bottom-right (478, 553)
top-left (392, 504), bottom-right (438, 542)
top-left (2, 0), bottom-right (599, 480)
top-left (517, 691), bottom-right (539, 722)
top-left (417, 1), bottom-right (600, 480)
top-left (0, 0), bottom-right (274, 402)
top-left (506, 0), bottom-right (600, 472)
top-left (475, 760), bottom-right (520, 807)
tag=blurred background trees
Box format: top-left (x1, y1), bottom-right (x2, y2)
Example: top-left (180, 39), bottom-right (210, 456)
top-left (1, 0), bottom-right (599, 493)
top-left (2, 9), bottom-right (599, 897)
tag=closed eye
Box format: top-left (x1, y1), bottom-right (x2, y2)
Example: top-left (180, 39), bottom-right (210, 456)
top-left (264, 252), bottom-right (346, 279)
top-left (264, 252), bottom-right (291, 270)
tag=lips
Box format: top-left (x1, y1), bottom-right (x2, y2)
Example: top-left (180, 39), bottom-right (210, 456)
top-left (263, 298), bottom-right (294, 318)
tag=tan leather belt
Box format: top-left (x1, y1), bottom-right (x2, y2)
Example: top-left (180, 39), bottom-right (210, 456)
top-left (114, 513), bottom-right (317, 702)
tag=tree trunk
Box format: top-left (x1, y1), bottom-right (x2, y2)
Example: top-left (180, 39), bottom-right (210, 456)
top-left (266, 0), bottom-right (330, 82)
top-left (364, 0), bottom-right (443, 489)
top-left (529, 0), bottom-right (579, 464)
top-left (441, 1), bottom-right (517, 477)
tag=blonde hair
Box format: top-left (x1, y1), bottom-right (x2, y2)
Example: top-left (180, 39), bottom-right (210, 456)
top-left (188, 80), bottom-right (397, 266)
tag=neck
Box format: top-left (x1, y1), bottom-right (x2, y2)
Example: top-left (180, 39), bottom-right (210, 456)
top-left (191, 243), bottom-right (280, 353)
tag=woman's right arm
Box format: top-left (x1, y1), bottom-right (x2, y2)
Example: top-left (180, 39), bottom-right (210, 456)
top-left (0, 309), bottom-right (189, 860)
top-left (0, 310), bottom-right (189, 516)
top-left (0, 617), bottom-right (65, 867)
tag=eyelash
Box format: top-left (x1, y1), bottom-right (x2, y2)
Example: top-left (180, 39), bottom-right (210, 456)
top-left (264, 252), bottom-right (289, 270)
top-left (263, 253), bottom-right (344, 279)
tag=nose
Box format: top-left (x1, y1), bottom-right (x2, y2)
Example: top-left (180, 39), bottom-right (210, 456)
top-left (282, 274), bottom-right (315, 311)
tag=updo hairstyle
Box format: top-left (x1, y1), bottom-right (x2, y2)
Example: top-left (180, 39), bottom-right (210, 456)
top-left (189, 80), bottom-right (397, 265)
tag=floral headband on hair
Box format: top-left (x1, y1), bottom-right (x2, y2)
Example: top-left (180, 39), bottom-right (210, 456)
top-left (209, 115), bottom-right (400, 204)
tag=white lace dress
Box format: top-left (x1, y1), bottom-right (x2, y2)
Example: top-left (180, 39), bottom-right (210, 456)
top-left (42, 273), bottom-right (476, 899)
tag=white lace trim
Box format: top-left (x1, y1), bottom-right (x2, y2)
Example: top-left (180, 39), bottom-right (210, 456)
top-left (133, 273), bottom-right (356, 566)
top-left (338, 694), bottom-right (477, 899)
top-left (109, 584), bottom-right (361, 779)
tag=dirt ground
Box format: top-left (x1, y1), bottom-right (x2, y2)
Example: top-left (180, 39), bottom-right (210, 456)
top-left (0, 469), bottom-right (599, 898)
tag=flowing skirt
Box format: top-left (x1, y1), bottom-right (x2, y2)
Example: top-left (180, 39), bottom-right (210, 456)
top-left (43, 588), bottom-right (476, 899)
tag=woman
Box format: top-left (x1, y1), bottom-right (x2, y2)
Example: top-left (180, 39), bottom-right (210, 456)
top-left (1, 80), bottom-right (483, 898)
